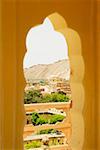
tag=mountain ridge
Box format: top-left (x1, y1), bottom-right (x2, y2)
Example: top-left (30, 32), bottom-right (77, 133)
top-left (24, 59), bottom-right (70, 82)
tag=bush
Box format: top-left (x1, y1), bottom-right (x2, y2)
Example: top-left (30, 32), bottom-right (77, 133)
top-left (24, 90), bottom-right (43, 104)
top-left (51, 93), bottom-right (70, 102)
top-left (31, 112), bottom-right (65, 126)
top-left (24, 91), bottom-right (33, 104)
top-left (24, 89), bottom-right (70, 104)
top-left (24, 141), bottom-right (41, 149)
top-left (50, 114), bottom-right (65, 124)
top-left (42, 94), bottom-right (53, 103)
top-left (37, 129), bottom-right (57, 135)
top-left (36, 117), bottom-right (48, 125)
top-left (31, 112), bottom-right (39, 125)
top-left (31, 112), bottom-right (48, 125)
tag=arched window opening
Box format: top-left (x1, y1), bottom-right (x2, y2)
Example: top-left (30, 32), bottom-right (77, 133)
top-left (23, 16), bottom-right (72, 149)
top-left (23, 13), bottom-right (83, 150)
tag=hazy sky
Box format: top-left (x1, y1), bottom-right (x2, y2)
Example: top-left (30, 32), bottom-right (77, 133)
top-left (23, 18), bottom-right (69, 68)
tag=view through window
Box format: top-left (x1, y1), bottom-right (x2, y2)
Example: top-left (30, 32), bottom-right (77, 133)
top-left (23, 16), bottom-right (72, 150)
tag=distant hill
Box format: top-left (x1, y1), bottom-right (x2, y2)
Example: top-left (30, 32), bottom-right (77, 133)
top-left (24, 59), bottom-right (70, 82)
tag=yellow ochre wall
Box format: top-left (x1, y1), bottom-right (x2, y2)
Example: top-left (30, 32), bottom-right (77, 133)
top-left (0, 0), bottom-right (99, 150)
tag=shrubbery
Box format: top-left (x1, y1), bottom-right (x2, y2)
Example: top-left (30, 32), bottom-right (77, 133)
top-left (37, 129), bottom-right (58, 135)
top-left (31, 112), bottom-right (65, 126)
top-left (24, 90), bottom-right (70, 104)
top-left (24, 90), bottom-right (42, 104)
top-left (24, 141), bottom-right (41, 149)
top-left (49, 114), bottom-right (65, 124)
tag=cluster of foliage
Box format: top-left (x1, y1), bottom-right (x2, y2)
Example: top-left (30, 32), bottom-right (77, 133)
top-left (24, 141), bottom-right (41, 149)
top-left (24, 90), bottom-right (70, 104)
top-left (24, 90), bottom-right (42, 104)
top-left (37, 129), bottom-right (61, 135)
top-left (31, 112), bottom-right (65, 126)
top-left (24, 136), bottom-right (64, 149)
